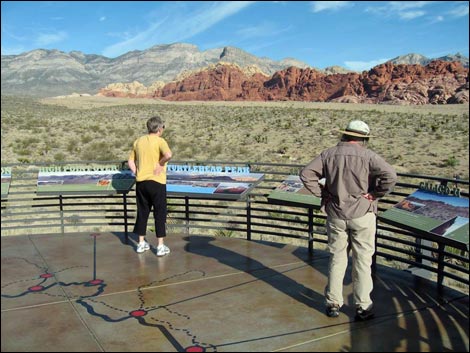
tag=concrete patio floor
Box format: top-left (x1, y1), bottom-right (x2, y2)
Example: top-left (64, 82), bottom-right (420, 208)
top-left (1, 231), bottom-right (468, 352)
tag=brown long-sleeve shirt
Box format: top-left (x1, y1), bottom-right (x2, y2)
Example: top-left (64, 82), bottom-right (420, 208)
top-left (300, 141), bottom-right (397, 220)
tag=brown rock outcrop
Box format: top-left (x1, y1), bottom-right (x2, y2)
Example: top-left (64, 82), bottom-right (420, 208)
top-left (158, 63), bottom-right (267, 101)
top-left (261, 67), bottom-right (365, 101)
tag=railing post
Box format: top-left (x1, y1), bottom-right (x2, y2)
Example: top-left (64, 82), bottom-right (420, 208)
top-left (59, 194), bottom-right (64, 235)
top-left (372, 217), bottom-right (378, 275)
top-left (437, 243), bottom-right (446, 295)
top-left (185, 196), bottom-right (190, 235)
top-left (123, 192), bottom-right (129, 244)
top-left (308, 207), bottom-right (313, 255)
top-left (246, 195), bottom-right (251, 241)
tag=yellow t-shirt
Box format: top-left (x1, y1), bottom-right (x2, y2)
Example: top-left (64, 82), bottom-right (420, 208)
top-left (128, 135), bottom-right (171, 184)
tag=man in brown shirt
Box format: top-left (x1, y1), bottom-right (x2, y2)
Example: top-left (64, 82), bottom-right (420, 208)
top-left (300, 120), bottom-right (397, 320)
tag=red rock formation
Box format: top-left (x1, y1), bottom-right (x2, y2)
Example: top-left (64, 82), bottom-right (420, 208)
top-left (97, 60), bottom-right (469, 104)
top-left (359, 60), bottom-right (468, 104)
top-left (156, 63), bottom-right (267, 101)
top-left (261, 67), bottom-right (365, 101)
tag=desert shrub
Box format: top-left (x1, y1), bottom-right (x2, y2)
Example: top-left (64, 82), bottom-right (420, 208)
top-left (80, 142), bottom-right (117, 161)
top-left (54, 152), bottom-right (66, 161)
top-left (444, 156), bottom-right (460, 168)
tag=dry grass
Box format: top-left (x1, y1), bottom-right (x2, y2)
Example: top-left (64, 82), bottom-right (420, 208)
top-left (1, 95), bottom-right (469, 179)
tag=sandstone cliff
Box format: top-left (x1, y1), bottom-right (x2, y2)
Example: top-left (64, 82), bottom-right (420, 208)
top-left (98, 60), bottom-right (469, 105)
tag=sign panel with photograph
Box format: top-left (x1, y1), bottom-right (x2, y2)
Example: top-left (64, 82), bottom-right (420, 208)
top-left (267, 175), bottom-right (321, 208)
top-left (167, 168), bottom-right (264, 200)
top-left (37, 168), bottom-right (135, 194)
top-left (380, 189), bottom-right (469, 246)
top-left (36, 164), bottom-right (264, 199)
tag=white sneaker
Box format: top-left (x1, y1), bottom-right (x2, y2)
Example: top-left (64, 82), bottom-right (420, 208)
top-left (136, 241), bottom-right (150, 253)
top-left (156, 244), bottom-right (170, 257)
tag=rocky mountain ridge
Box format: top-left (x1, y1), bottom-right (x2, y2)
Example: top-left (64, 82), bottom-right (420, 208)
top-left (1, 43), bottom-right (309, 97)
top-left (387, 52), bottom-right (469, 67)
top-left (98, 60), bottom-right (469, 105)
top-left (3, 42), bottom-right (468, 99)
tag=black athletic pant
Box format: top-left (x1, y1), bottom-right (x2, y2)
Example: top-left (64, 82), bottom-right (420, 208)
top-left (133, 180), bottom-right (167, 238)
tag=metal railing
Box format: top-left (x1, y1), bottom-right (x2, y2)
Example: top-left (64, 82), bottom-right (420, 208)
top-left (1, 160), bottom-right (469, 292)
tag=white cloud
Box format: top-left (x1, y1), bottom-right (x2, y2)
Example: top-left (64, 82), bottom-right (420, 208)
top-left (236, 22), bottom-right (291, 40)
top-left (243, 34), bottom-right (300, 55)
top-left (365, 1), bottom-right (432, 21)
top-left (366, 2), bottom-right (469, 23)
top-left (387, 1), bottom-right (432, 11)
top-left (106, 31), bottom-right (133, 40)
top-left (447, 3), bottom-right (469, 18)
top-left (310, 1), bottom-right (351, 13)
top-left (429, 15), bottom-right (444, 24)
top-left (1, 45), bottom-right (26, 55)
top-left (99, 16), bottom-right (106, 22)
top-left (2, 26), bottom-right (26, 41)
top-left (35, 31), bottom-right (67, 46)
top-left (399, 10), bottom-right (426, 20)
top-left (344, 58), bottom-right (390, 71)
top-left (102, 1), bottom-right (254, 58)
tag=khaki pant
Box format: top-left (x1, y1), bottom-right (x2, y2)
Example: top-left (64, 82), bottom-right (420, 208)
top-left (325, 212), bottom-right (376, 310)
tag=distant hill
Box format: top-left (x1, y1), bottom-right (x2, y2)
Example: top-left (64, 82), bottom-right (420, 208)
top-left (387, 53), bottom-right (469, 68)
top-left (0, 43), bottom-right (310, 97)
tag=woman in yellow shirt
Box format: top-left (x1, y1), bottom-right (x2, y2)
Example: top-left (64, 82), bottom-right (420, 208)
top-left (128, 116), bottom-right (172, 256)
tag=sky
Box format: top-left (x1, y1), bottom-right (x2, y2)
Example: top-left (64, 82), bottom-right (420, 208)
top-left (1, 1), bottom-right (469, 71)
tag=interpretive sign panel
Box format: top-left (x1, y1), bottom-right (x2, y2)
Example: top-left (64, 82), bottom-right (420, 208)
top-left (166, 164), bottom-right (264, 200)
top-left (380, 189), bottom-right (469, 247)
top-left (267, 175), bottom-right (321, 208)
top-left (37, 166), bottom-right (135, 194)
top-left (1, 167), bottom-right (12, 199)
top-left (36, 164), bottom-right (264, 199)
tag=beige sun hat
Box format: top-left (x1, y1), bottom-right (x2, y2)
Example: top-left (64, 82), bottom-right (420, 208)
top-left (339, 120), bottom-right (374, 138)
